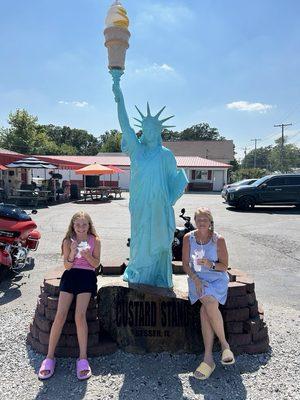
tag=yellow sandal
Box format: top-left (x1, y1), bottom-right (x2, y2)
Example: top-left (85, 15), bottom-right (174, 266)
top-left (221, 348), bottom-right (235, 365)
top-left (194, 362), bottom-right (216, 380)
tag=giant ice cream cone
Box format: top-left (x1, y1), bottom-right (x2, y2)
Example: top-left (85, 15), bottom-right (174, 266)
top-left (104, 1), bottom-right (130, 70)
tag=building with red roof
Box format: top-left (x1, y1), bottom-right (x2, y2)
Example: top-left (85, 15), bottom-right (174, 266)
top-left (0, 144), bottom-right (231, 191)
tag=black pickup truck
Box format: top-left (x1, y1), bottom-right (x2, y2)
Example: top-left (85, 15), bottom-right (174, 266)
top-left (227, 174), bottom-right (300, 210)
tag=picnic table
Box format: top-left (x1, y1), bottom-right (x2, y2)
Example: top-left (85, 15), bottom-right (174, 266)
top-left (8, 189), bottom-right (52, 207)
top-left (81, 187), bottom-right (123, 202)
top-left (81, 187), bottom-right (109, 202)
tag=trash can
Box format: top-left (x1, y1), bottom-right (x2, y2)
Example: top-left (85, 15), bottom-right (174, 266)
top-left (70, 184), bottom-right (79, 200)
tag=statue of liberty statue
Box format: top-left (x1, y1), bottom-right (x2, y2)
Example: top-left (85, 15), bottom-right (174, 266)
top-left (111, 69), bottom-right (188, 288)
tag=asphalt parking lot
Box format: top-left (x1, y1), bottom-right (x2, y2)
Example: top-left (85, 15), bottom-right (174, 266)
top-left (1, 192), bottom-right (299, 312)
top-left (1, 192), bottom-right (300, 400)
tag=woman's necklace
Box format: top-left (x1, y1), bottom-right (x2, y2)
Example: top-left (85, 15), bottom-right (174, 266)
top-left (195, 231), bottom-right (210, 246)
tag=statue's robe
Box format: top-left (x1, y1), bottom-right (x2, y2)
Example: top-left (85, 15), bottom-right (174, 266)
top-left (122, 130), bottom-right (188, 288)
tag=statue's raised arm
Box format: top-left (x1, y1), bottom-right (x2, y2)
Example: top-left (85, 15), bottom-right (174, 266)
top-left (110, 69), bottom-right (139, 155)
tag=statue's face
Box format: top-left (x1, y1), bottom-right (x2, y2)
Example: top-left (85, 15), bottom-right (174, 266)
top-left (142, 118), bottom-right (161, 145)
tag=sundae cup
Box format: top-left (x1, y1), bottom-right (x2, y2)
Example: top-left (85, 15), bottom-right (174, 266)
top-left (76, 241), bottom-right (90, 258)
top-left (192, 250), bottom-right (204, 272)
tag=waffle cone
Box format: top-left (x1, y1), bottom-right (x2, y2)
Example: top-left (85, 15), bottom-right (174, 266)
top-left (104, 26), bottom-right (130, 70)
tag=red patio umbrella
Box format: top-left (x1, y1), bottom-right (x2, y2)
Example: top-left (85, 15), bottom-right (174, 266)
top-left (107, 165), bottom-right (125, 174)
top-left (0, 165), bottom-right (8, 171)
top-left (107, 165), bottom-right (126, 187)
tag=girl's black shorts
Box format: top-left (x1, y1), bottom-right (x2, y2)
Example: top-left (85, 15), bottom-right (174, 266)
top-left (59, 268), bottom-right (97, 297)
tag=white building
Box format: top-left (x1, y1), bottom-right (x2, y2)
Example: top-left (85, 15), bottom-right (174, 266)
top-left (33, 153), bottom-right (230, 191)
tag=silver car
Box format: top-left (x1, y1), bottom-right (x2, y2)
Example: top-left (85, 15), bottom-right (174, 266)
top-left (221, 179), bottom-right (257, 200)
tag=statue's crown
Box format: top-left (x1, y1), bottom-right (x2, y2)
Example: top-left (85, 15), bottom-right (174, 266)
top-left (133, 103), bottom-right (175, 130)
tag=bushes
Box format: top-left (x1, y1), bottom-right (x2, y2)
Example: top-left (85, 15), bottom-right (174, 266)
top-left (230, 168), bottom-right (268, 182)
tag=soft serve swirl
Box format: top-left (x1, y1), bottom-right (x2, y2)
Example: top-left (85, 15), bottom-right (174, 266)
top-left (105, 1), bottom-right (129, 29)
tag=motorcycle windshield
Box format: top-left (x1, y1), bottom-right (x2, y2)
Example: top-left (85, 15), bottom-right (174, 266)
top-left (0, 204), bottom-right (31, 221)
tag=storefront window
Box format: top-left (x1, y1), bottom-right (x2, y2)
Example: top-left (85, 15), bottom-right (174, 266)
top-left (195, 170), bottom-right (208, 180)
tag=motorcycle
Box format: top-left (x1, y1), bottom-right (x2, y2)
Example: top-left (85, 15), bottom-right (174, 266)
top-left (0, 203), bottom-right (41, 273)
top-left (172, 208), bottom-right (195, 261)
top-left (126, 208), bottom-right (195, 262)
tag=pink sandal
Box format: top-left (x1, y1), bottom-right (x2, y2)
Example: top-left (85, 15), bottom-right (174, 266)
top-left (38, 358), bottom-right (56, 380)
top-left (76, 358), bottom-right (92, 380)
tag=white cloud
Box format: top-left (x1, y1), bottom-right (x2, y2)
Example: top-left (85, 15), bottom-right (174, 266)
top-left (72, 101), bottom-right (89, 108)
top-left (58, 100), bottom-right (89, 108)
top-left (135, 63), bottom-right (175, 75)
top-left (226, 101), bottom-right (274, 113)
top-left (135, 3), bottom-right (194, 28)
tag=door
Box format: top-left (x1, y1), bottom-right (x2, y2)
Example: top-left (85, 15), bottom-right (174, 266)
top-left (283, 176), bottom-right (300, 202)
top-left (259, 177), bottom-right (287, 203)
top-left (212, 170), bottom-right (224, 191)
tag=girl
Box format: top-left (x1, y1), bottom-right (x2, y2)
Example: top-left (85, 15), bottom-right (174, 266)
top-left (38, 211), bottom-right (101, 380)
top-left (182, 207), bottom-right (235, 380)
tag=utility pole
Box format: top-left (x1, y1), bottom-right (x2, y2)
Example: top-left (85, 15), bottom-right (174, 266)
top-left (241, 146), bottom-right (248, 167)
top-left (251, 139), bottom-right (261, 168)
top-left (274, 123), bottom-right (292, 172)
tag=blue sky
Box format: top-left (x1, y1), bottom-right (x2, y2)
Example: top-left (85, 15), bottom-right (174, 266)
top-left (1, 0), bottom-right (300, 160)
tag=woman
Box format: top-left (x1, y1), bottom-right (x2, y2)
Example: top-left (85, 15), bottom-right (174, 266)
top-left (182, 207), bottom-right (235, 380)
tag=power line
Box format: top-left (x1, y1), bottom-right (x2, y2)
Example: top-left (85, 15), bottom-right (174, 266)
top-left (289, 131), bottom-right (300, 145)
top-left (251, 138), bottom-right (261, 168)
top-left (259, 131), bottom-right (281, 144)
top-left (286, 131), bottom-right (300, 141)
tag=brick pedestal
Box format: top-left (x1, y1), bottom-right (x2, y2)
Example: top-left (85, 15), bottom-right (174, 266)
top-left (221, 269), bottom-right (269, 354)
top-left (27, 267), bottom-right (117, 358)
top-left (27, 266), bottom-right (269, 357)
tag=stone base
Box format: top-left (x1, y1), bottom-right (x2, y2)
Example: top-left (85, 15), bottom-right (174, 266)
top-left (98, 279), bottom-right (204, 354)
top-left (27, 265), bottom-right (269, 357)
top-left (27, 267), bottom-right (117, 358)
top-left (98, 267), bottom-right (269, 355)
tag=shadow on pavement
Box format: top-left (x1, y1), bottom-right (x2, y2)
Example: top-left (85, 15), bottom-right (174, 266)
top-left (98, 348), bottom-right (271, 400)
top-left (0, 258), bottom-right (34, 305)
top-left (226, 206), bottom-right (300, 215)
top-left (0, 274), bottom-right (23, 304)
top-left (189, 347), bottom-right (272, 400)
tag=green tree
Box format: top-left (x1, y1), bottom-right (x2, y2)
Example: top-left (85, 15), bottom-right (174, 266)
top-left (180, 123), bottom-right (225, 141)
top-left (2, 109), bottom-right (39, 154)
top-left (35, 126), bottom-right (77, 155)
top-left (242, 137), bottom-right (300, 172)
top-left (161, 129), bottom-right (180, 141)
top-left (0, 127), bottom-right (10, 149)
top-left (269, 136), bottom-right (300, 172)
top-left (40, 124), bottom-right (100, 155)
top-left (243, 146), bottom-right (273, 169)
top-left (98, 130), bottom-right (122, 152)
top-left (0, 110), bottom-right (78, 155)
